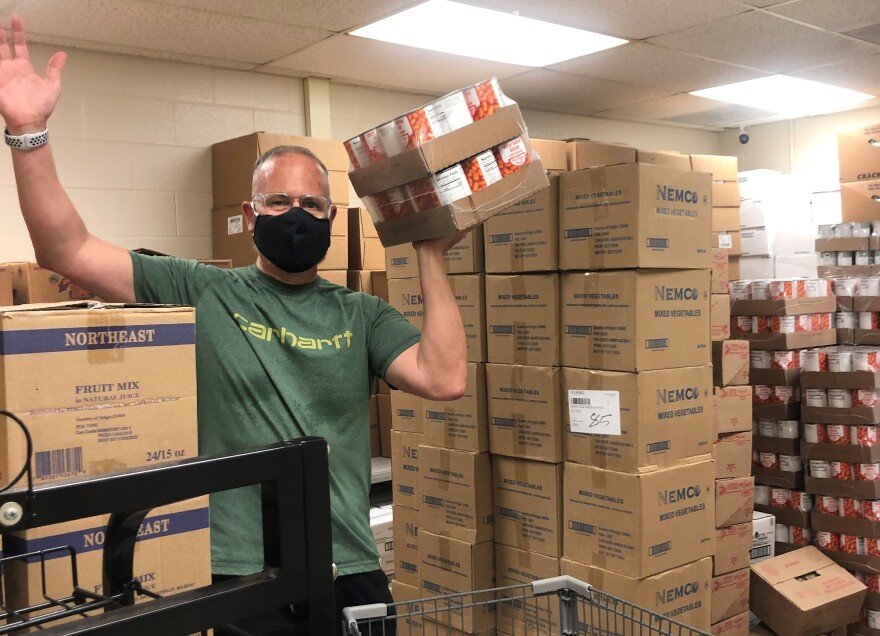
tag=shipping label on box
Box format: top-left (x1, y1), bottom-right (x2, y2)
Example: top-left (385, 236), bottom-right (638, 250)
top-left (495, 544), bottom-right (561, 635)
top-left (559, 163), bottom-right (712, 270)
top-left (392, 504), bottom-right (419, 587)
top-left (751, 511), bottom-right (775, 564)
top-left (390, 390), bottom-right (424, 433)
top-left (838, 123), bottom-right (880, 184)
top-left (692, 155), bottom-right (739, 182)
top-left (716, 476), bottom-right (754, 529)
top-left (712, 230), bottom-right (742, 255)
top-left (715, 522), bottom-right (752, 576)
top-left (711, 567), bottom-right (750, 624)
top-left (485, 273), bottom-right (560, 366)
top-left (484, 176), bottom-right (559, 273)
top-left (711, 294), bottom-right (731, 341)
top-left (714, 432), bottom-right (753, 479)
top-left (560, 269), bottom-right (711, 372)
top-left (563, 366), bottom-right (714, 472)
top-left (841, 179), bottom-right (880, 223)
top-left (714, 386), bottom-right (752, 436)
top-left (422, 362), bottom-right (488, 452)
top-left (712, 340), bottom-right (749, 387)
top-left (390, 431), bottom-right (423, 510)
top-left (493, 457), bottom-right (562, 557)
top-left (486, 363), bottom-right (563, 463)
top-left (0, 304), bottom-right (197, 487)
top-left (3, 497), bottom-right (211, 622)
top-left (418, 533), bottom-right (496, 633)
top-left (419, 446), bottom-right (494, 543)
top-left (562, 460), bottom-right (715, 578)
top-left (561, 556), bottom-right (712, 632)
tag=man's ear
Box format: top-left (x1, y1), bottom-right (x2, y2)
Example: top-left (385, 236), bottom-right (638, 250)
top-left (243, 201), bottom-right (257, 233)
top-left (328, 204), bottom-right (338, 226)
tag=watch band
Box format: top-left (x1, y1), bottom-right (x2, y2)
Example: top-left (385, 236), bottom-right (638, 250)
top-left (4, 128), bottom-right (49, 150)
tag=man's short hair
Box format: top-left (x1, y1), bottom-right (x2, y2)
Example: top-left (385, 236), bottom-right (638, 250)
top-left (252, 145), bottom-right (331, 198)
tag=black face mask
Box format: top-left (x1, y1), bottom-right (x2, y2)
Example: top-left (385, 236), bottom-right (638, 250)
top-left (252, 207), bottom-right (331, 273)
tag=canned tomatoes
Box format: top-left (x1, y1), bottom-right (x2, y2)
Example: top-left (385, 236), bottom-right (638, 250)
top-left (817, 531), bottom-right (840, 551)
top-left (463, 78), bottom-right (506, 121)
top-left (460, 150), bottom-right (502, 193)
top-left (816, 495), bottom-right (839, 515)
top-left (831, 461), bottom-right (854, 479)
top-left (852, 425), bottom-right (880, 446)
top-left (492, 136), bottom-right (531, 177)
top-left (840, 497), bottom-right (862, 518)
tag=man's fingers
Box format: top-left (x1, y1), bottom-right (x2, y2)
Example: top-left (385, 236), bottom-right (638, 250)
top-left (10, 14), bottom-right (29, 61)
top-left (0, 21), bottom-right (11, 62)
top-left (46, 51), bottom-right (66, 84)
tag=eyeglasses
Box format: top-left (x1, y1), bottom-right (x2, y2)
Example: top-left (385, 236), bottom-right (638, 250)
top-left (252, 193), bottom-right (331, 218)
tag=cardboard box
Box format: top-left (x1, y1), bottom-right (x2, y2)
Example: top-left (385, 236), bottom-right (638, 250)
top-left (751, 511), bottom-right (775, 563)
top-left (384, 226), bottom-right (485, 278)
top-left (561, 556), bottom-right (713, 631)
top-left (493, 457), bottom-right (562, 558)
top-left (417, 532), bottom-right (495, 633)
top-left (3, 497), bottom-right (211, 623)
top-left (712, 340), bottom-right (750, 387)
top-left (495, 544), bottom-right (561, 635)
top-left (387, 274), bottom-right (486, 363)
top-left (211, 206), bottom-right (349, 269)
top-left (378, 394), bottom-right (392, 457)
top-left (715, 522), bottom-right (752, 576)
top-left (739, 169), bottom-right (782, 201)
top-left (741, 228), bottom-right (771, 257)
top-left (712, 207), bottom-right (742, 232)
top-left (560, 269), bottom-right (711, 372)
top-left (348, 207), bottom-right (385, 270)
top-left (716, 476), bottom-right (755, 528)
top-left (530, 138), bottom-right (567, 171)
top-left (711, 611), bottom-right (749, 636)
top-left (352, 106), bottom-right (549, 246)
top-left (714, 433), bottom-right (753, 479)
top-left (775, 254), bottom-right (818, 279)
top-left (320, 269), bottom-right (347, 287)
top-left (749, 546), bottom-right (866, 636)
top-left (712, 230), bottom-right (742, 255)
top-left (10, 262), bottom-right (99, 304)
top-left (559, 163), bottom-right (712, 270)
top-left (841, 179), bottom-right (880, 223)
top-left (390, 390), bottom-right (424, 432)
top-left (422, 362), bottom-right (488, 452)
top-left (565, 139), bottom-right (636, 170)
top-left (485, 273), bottom-right (559, 366)
top-left (712, 249), bottom-right (730, 294)
top-left (390, 430), bottom-right (423, 510)
top-left (728, 256), bottom-right (741, 281)
top-left (712, 181), bottom-right (741, 207)
top-left (712, 567), bottom-right (750, 623)
top-left (211, 131), bottom-right (349, 208)
top-left (486, 363), bottom-right (563, 463)
top-left (370, 505), bottom-right (394, 577)
top-left (739, 198), bottom-right (769, 229)
top-left (636, 149), bottom-right (691, 171)
top-left (692, 155), bottom-right (739, 182)
top-left (563, 366), bottom-right (714, 472)
top-left (419, 446), bottom-right (493, 543)
top-left (0, 263), bottom-right (12, 305)
top-left (562, 460), bottom-right (715, 578)
top-left (0, 303), bottom-right (197, 489)
top-left (392, 504), bottom-right (419, 587)
top-left (483, 176), bottom-right (559, 273)
top-left (837, 123), bottom-right (880, 184)
top-left (714, 386), bottom-right (752, 436)
top-left (711, 294), bottom-right (731, 341)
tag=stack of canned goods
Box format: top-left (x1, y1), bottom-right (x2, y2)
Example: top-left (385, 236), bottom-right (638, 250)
top-left (804, 423), bottom-right (880, 445)
top-left (817, 221), bottom-right (879, 267)
top-left (754, 486), bottom-right (813, 544)
top-left (731, 277), bottom-right (833, 301)
top-left (806, 457), bottom-right (880, 480)
top-left (753, 449), bottom-right (803, 472)
top-left (795, 346), bottom-right (880, 371)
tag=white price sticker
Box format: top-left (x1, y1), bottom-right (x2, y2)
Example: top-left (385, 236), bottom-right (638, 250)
top-left (718, 234), bottom-right (733, 249)
top-left (568, 390), bottom-right (621, 435)
top-left (227, 214), bottom-right (244, 235)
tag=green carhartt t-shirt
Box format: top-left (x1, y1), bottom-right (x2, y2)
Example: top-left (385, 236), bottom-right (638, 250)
top-left (130, 252), bottom-right (420, 576)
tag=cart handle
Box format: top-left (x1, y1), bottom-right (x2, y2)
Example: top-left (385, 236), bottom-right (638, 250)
top-left (531, 575), bottom-right (592, 597)
top-left (342, 602), bottom-right (389, 625)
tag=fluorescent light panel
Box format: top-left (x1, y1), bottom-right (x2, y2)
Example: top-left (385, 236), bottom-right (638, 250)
top-left (350, 0), bottom-right (627, 67)
top-left (691, 75), bottom-right (874, 118)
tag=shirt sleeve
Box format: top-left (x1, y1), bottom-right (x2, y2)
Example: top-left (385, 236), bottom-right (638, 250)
top-left (130, 251), bottom-right (227, 306)
top-left (366, 295), bottom-right (421, 378)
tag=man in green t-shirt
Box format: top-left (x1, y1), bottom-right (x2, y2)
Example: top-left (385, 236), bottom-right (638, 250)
top-left (0, 15), bottom-right (468, 635)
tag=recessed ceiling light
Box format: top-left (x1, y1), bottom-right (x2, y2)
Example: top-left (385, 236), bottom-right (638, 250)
top-left (691, 75), bottom-right (874, 118)
top-left (350, 0), bottom-right (627, 67)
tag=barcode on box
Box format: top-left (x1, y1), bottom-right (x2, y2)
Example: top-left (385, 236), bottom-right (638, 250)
top-left (565, 325), bottom-right (592, 335)
top-left (35, 447), bottom-right (83, 479)
top-left (646, 237), bottom-right (669, 248)
top-left (423, 495), bottom-right (444, 507)
top-left (391, 257), bottom-right (409, 267)
top-left (498, 507), bottom-right (522, 520)
top-left (401, 561), bottom-right (417, 573)
top-left (492, 417), bottom-right (517, 428)
top-left (568, 521), bottom-right (596, 535)
top-left (750, 545), bottom-right (771, 559)
top-left (396, 409), bottom-right (416, 418)
top-left (425, 411), bottom-right (448, 421)
top-left (423, 581), bottom-right (443, 594)
top-left (649, 541), bottom-right (671, 556)
top-left (571, 397), bottom-right (591, 406)
top-left (491, 325), bottom-right (515, 334)
top-left (645, 338), bottom-right (669, 350)
top-left (490, 233), bottom-right (513, 244)
top-left (565, 228), bottom-right (593, 239)
top-left (647, 441), bottom-right (671, 453)
top-left (397, 485), bottom-right (415, 495)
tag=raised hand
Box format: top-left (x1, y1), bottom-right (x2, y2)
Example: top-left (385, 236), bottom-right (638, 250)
top-left (0, 14), bottom-right (66, 133)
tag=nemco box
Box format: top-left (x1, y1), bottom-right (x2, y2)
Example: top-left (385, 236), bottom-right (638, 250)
top-left (560, 269), bottom-right (711, 372)
top-left (0, 303), bottom-right (197, 488)
top-left (485, 273), bottom-right (560, 366)
top-left (559, 163), bottom-right (711, 270)
top-left (563, 460), bottom-right (715, 578)
top-left (563, 366), bottom-right (714, 472)
top-left (493, 457), bottom-right (563, 557)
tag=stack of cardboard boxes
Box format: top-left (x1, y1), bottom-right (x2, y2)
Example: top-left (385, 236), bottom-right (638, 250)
top-left (838, 123), bottom-right (880, 227)
top-left (699, 156), bottom-right (743, 282)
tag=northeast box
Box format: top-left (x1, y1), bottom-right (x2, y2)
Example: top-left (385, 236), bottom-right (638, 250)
top-left (559, 163), bottom-right (711, 270)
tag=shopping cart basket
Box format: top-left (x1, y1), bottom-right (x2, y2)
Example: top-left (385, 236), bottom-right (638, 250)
top-left (343, 575), bottom-right (712, 636)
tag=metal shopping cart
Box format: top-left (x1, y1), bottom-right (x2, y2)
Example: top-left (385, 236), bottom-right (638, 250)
top-left (343, 575), bottom-right (713, 636)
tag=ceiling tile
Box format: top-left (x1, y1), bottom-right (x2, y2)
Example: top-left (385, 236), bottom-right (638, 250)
top-left (454, 0), bottom-right (749, 40)
top-left (845, 23), bottom-right (880, 46)
top-left (549, 42), bottom-right (767, 92)
top-left (148, 0), bottom-right (423, 32)
top-left (498, 70), bottom-right (674, 116)
top-left (792, 53), bottom-right (880, 96)
top-left (263, 34), bottom-right (531, 96)
top-left (595, 93), bottom-right (729, 123)
top-left (734, 0), bottom-right (796, 6)
top-left (5, 0), bottom-right (331, 65)
top-left (767, 0), bottom-right (880, 33)
top-left (647, 10), bottom-right (878, 72)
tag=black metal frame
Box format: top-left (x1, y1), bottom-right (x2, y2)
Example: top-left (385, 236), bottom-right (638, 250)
top-left (0, 437), bottom-right (335, 635)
